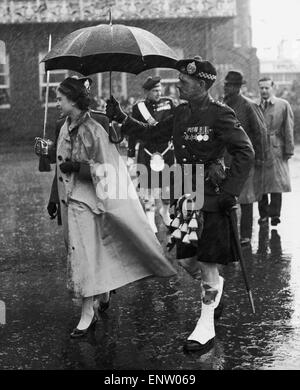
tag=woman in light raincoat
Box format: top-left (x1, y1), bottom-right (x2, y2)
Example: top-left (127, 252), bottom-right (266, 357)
top-left (53, 77), bottom-right (176, 338)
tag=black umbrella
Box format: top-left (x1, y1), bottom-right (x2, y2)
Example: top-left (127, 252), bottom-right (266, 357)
top-left (42, 23), bottom-right (178, 75)
top-left (41, 20), bottom-right (178, 143)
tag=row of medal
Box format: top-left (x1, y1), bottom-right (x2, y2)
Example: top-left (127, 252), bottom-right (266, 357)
top-left (184, 128), bottom-right (211, 142)
top-left (196, 132), bottom-right (210, 142)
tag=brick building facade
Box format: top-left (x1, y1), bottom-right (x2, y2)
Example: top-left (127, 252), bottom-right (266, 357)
top-left (0, 0), bottom-right (259, 143)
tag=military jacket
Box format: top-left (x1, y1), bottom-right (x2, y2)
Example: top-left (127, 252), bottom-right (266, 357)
top-left (127, 97), bottom-right (175, 167)
top-left (122, 93), bottom-right (255, 211)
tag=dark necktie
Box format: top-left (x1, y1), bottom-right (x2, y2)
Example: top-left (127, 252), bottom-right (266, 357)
top-left (263, 100), bottom-right (268, 111)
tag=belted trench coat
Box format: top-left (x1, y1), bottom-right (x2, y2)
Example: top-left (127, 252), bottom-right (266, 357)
top-left (259, 96), bottom-right (294, 193)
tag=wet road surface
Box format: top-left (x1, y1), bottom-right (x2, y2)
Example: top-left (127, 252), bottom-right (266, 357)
top-left (0, 145), bottom-right (300, 370)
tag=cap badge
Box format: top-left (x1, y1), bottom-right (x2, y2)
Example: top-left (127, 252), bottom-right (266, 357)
top-left (187, 62), bottom-right (197, 75)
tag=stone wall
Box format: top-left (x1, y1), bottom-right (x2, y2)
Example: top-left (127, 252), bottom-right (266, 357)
top-left (0, 0), bottom-right (260, 143)
top-left (0, 0), bottom-right (236, 23)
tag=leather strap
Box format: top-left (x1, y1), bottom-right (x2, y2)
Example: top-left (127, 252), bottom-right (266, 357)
top-left (137, 102), bottom-right (158, 125)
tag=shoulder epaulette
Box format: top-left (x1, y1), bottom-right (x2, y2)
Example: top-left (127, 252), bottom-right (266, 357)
top-left (90, 109), bottom-right (106, 116)
top-left (210, 98), bottom-right (227, 108)
top-left (161, 96), bottom-right (173, 102)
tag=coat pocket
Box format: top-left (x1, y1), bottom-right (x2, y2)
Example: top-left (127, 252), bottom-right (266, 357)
top-left (270, 134), bottom-right (283, 157)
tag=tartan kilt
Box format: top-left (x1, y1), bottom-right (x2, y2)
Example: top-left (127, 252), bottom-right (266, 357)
top-left (176, 210), bottom-right (238, 265)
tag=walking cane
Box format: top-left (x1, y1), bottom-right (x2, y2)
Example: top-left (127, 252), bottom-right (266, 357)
top-left (35, 34), bottom-right (53, 171)
top-left (228, 206), bottom-right (256, 314)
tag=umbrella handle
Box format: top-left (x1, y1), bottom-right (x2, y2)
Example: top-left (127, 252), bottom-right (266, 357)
top-left (108, 70), bottom-right (124, 144)
top-left (109, 122), bottom-right (125, 144)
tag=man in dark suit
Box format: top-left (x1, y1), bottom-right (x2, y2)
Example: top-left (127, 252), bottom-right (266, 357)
top-left (223, 71), bottom-right (267, 246)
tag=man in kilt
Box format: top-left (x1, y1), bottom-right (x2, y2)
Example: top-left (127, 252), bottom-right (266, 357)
top-left (106, 56), bottom-right (254, 354)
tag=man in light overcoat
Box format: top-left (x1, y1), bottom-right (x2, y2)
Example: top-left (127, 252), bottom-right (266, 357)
top-left (258, 77), bottom-right (294, 226)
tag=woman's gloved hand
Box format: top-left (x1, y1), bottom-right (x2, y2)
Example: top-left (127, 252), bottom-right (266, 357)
top-left (106, 95), bottom-right (127, 123)
top-left (47, 202), bottom-right (57, 219)
top-left (59, 161), bottom-right (80, 174)
top-left (218, 191), bottom-right (237, 213)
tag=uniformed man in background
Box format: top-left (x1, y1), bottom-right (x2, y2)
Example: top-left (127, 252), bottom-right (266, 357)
top-left (127, 76), bottom-right (175, 233)
top-left (106, 57), bottom-right (254, 354)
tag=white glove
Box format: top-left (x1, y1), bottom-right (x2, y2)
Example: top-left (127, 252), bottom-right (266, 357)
top-left (127, 157), bottom-right (136, 176)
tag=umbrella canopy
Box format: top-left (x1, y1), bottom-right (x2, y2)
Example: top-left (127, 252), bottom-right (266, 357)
top-left (42, 24), bottom-right (179, 75)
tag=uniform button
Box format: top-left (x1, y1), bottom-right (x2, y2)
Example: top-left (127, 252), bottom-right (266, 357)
top-left (61, 199), bottom-right (66, 204)
top-left (58, 155), bottom-right (63, 161)
top-left (182, 145), bottom-right (186, 149)
top-left (59, 177), bottom-right (63, 182)
top-left (183, 158), bottom-right (187, 162)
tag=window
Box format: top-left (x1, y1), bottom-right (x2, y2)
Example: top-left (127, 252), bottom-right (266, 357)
top-left (39, 53), bottom-right (69, 106)
top-left (0, 41), bottom-right (10, 109)
top-left (155, 47), bottom-right (184, 102)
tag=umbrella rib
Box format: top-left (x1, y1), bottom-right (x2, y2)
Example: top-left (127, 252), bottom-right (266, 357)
top-left (78, 29), bottom-right (93, 58)
top-left (125, 27), bottom-right (143, 57)
top-left (59, 30), bottom-right (87, 58)
top-left (128, 26), bottom-right (158, 56)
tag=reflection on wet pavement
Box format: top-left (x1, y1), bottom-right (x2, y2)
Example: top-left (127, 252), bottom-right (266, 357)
top-left (1, 146), bottom-right (300, 370)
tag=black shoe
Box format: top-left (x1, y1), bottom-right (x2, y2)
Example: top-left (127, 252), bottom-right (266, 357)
top-left (98, 290), bottom-right (116, 313)
top-left (214, 301), bottom-right (224, 320)
top-left (70, 314), bottom-right (98, 339)
top-left (183, 337), bottom-right (215, 354)
top-left (258, 217), bottom-right (268, 225)
top-left (271, 216), bottom-right (281, 226)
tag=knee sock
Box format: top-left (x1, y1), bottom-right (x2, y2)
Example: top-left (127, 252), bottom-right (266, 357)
top-left (187, 282), bottom-right (220, 345)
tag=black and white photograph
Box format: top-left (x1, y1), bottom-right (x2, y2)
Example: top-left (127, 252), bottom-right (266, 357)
top-left (0, 0), bottom-right (300, 373)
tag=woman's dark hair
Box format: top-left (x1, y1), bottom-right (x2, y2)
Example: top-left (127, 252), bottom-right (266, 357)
top-left (58, 77), bottom-right (91, 110)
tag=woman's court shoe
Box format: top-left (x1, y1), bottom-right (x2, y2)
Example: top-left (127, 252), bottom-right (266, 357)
top-left (98, 290), bottom-right (116, 313)
top-left (184, 338), bottom-right (215, 354)
top-left (70, 314), bottom-right (98, 338)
